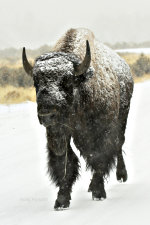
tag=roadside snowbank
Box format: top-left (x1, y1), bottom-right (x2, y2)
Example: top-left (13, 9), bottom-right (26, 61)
top-left (116, 48), bottom-right (150, 54)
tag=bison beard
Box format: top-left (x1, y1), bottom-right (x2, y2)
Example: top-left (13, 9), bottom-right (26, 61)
top-left (22, 28), bottom-right (134, 210)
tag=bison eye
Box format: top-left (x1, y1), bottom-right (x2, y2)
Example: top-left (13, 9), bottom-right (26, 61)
top-left (33, 77), bottom-right (39, 93)
top-left (61, 77), bottom-right (73, 93)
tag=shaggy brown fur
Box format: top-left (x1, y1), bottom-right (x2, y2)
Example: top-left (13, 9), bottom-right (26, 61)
top-left (22, 28), bottom-right (134, 210)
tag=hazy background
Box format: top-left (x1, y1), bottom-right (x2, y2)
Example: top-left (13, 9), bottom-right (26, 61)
top-left (0, 0), bottom-right (150, 49)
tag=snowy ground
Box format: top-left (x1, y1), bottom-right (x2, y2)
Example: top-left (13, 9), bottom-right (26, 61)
top-left (116, 48), bottom-right (150, 54)
top-left (0, 81), bottom-right (150, 225)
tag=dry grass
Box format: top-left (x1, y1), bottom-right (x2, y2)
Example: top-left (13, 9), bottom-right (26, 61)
top-left (0, 60), bottom-right (22, 68)
top-left (1, 54), bottom-right (148, 69)
top-left (120, 53), bottom-right (140, 65)
top-left (134, 74), bottom-right (150, 83)
top-left (0, 86), bottom-right (36, 104)
top-left (1, 74), bottom-right (150, 104)
top-left (0, 53), bottom-right (150, 104)
top-left (119, 53), bottom-right (150, 65)
top-left (0, 58), bottom-right (34, 69)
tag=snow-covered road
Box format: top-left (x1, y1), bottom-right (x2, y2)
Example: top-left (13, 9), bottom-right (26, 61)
top-left (0, 81), bottom-right (150, 225)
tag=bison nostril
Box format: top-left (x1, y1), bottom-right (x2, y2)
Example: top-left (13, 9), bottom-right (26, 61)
top-left (50, 114), bottom-right (55, 119)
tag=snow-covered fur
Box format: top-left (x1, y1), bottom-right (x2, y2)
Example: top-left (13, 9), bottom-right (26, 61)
top-left (26, 28), bottom-right (134, 209)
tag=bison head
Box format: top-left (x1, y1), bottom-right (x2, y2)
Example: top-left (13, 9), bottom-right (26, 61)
top-left (22, 41), bottom-right (93, 128)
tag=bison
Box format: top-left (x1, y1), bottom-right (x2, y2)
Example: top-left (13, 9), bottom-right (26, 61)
top-left (22, 28), bottom-right (134, 210)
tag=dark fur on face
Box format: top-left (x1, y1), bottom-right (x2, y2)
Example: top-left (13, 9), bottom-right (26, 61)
top-left (22, 28), bottom-right (134, 210)
top-left (33, 52), bottom-right (94, 128)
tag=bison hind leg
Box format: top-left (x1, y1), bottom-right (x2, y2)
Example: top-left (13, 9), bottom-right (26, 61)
top-left (88, 172), bottom-right (106, 200)
top-left (116, 159), bottom-right (128, 182)
top-left (86, 152), bottom-right (116, 201)
top-left (85, 129), bottom-right (118, 200)
top-left (116, 145), bottom-right (128, 182)
top-left (116, 106), bottom-right (130, 183)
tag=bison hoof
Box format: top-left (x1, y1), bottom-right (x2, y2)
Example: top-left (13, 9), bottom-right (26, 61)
top-left (54, 199), bottom-right (70, 210)
top-left (116, 168), bottom-right (128, 182)
top-left (54, 194), bottom-right (70, 210)
top-left (92, 190), bottom-right (106, 201)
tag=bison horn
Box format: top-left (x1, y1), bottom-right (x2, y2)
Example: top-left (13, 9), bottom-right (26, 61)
top-left (74, 40), bottom-right (91, 76)
top-left (22, 47), bottom-right (33, 76)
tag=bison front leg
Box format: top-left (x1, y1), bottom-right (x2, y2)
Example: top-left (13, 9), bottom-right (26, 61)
top-left (47, 135), bottom-right (80, 210)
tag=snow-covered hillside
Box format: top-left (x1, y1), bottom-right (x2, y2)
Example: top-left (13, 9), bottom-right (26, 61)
top-left (0, 81), bottom-right (150, 225)
top-left (116, 48), bottom-right (150, 54)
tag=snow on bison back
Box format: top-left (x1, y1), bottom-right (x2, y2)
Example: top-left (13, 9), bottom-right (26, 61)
top-left (22, 28), bottom-right (134, 210)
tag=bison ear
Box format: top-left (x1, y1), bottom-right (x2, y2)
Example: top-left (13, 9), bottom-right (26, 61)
top-left (73, 67), bottom-right (94, 87)
top-left (74, 40), bottom-right (91, 76)
top-left (22, 47), bottom-right (33, 77)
